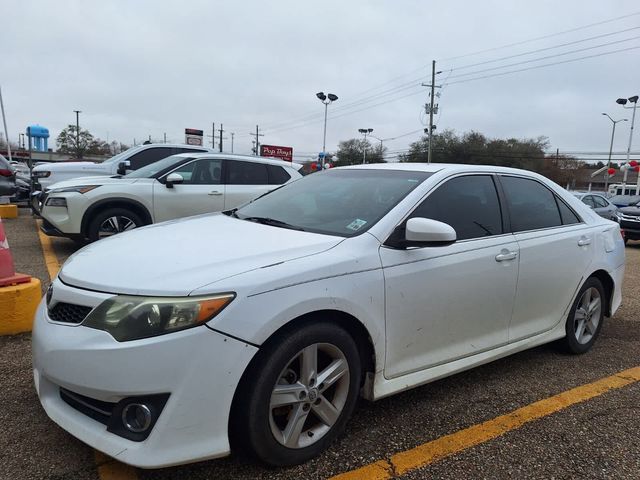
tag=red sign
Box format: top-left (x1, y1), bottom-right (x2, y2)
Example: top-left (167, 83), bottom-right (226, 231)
top-left (260, 144), bottom-right (293, 162)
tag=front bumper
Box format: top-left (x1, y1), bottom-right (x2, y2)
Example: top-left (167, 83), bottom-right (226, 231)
top-left (32, 287), bottom-right (258, 468)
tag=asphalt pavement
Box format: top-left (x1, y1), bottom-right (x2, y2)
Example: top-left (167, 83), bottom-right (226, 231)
top-left (1, 209), bottom-right (639, 480)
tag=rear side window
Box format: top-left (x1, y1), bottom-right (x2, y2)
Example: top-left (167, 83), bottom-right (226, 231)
top-left (267, 165), bottom-right (291, 185)
top-left (500, 176), bottom-right (562, 232)
top-left (127, 147), bottom-right (174, 170)
top-left (581, 196), bottom-right (596, 208)
top-left (556, 199), bottom-right (581, 225)
top-left (593, 196), bottom-right (608, 208)
top-left (410, 175), bottom-right (503, 240)
top-left (227, 161), bottom-right (268, 185)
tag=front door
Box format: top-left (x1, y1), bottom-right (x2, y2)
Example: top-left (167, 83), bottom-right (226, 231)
top-left (152, 158), bottom-right (225, 222)
top-left (381, 174), bottom-right (518, 379)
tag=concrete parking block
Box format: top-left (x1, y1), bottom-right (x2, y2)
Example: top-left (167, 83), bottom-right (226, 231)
top-left (0, 204), bottom-right (18, 219)
top-left (0, 277), bottom-right (41, 335)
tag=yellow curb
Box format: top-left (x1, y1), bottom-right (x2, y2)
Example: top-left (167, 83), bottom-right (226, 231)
top-left (0, 277), bottom-right (42, 335)
top-left (0, 204), bottom-right (18, 219)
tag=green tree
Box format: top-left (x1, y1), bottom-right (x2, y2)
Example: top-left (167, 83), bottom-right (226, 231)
top-left (56, 125), bottom-right (111, 158)
top-left (335, 138), bottom-right (386, 166)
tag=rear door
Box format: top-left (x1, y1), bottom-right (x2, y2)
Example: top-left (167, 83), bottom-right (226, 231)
top-left (152, 158), bottom-right (224, 222)
top-left (499, 175), bottom-right (595, 342)
top-left (223, 160), bottom-right (276, 209)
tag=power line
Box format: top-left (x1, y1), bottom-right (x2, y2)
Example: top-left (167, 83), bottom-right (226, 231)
top-left (445, 45), bottom-right (640, 86)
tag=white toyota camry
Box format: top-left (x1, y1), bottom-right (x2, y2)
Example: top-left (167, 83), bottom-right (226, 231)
top-left (32, 163), bottom-right (625, 468)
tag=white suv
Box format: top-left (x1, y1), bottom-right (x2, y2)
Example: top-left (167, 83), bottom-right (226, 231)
top-left (31, 143), bottom-right (210, 191)
top-left (38, 153), bottom-right (303, 242)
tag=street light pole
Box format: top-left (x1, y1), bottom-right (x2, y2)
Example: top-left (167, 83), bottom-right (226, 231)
top-left (358, 128), bottom-right (374, 164)
top-left (317, 92), bottom-right (338, 169)
top-left (616, 95), bottom-right (639, 192)
top-left (602, 113), bottom-right (627, 193)
top-left (74, 110), bottom-right (81, 158)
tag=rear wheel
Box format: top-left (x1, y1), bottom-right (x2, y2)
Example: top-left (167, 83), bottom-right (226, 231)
top-left (562, 277), bottom-right (605, 354)
top-left (87, 207), bottom-right (143, 242)
top-left (236, 322), bottom-right (361, 466)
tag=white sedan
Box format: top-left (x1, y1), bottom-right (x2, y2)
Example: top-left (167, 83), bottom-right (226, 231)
top-left (33, 163), bottom-right (625, 468)
top-left (37, 153), bottom-right (302, 242)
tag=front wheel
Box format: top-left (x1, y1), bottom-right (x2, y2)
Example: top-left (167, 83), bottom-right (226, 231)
top-left (562, 277), bottom-right (605, 354)
top-left (87, 207), bottom-right (143, 242)
top-left (236, 322), bottom-right (361, 466)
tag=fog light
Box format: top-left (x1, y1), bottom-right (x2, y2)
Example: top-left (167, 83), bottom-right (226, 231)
top-left (122, 403), bottom-right (152, 433)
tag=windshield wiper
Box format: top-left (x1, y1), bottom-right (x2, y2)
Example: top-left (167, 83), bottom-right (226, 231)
top-left (241, 216), bottom-right (305, 231)
top-left (223, 208), bottom-right (239, 218)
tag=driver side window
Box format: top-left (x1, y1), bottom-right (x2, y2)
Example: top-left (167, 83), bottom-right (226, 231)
top-left (410, 175), bottom-right (503, 241)
top-left (170, 159), bottom-right (222, 185)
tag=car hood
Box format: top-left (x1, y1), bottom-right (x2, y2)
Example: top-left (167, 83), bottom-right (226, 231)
top-left (59, 214), bottom-right (344, 296)
top-left (46, 176), bottom-right (150, 191)
top-left (619, 206), bottom-right (640, 216)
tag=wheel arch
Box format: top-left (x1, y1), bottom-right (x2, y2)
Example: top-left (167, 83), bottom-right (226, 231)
top-left (587, 269), bottom-right (614, 317)
top-left (227, 309), bottom-right (377, 449)
top-left (81, 198), bottom-right (152, 236)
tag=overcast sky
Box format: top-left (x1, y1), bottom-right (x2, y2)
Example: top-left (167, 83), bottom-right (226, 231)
top-left (1, 0), bottom-right (639, 163)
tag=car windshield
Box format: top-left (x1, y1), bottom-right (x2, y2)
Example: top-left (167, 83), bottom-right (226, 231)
top-left (234, 168), bottom-right (432, 237)
top-left (124, 155), bottom-right (191, 178)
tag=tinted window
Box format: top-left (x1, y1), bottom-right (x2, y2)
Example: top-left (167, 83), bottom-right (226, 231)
top-left (410, 175), bottom-right (503, 240)
top-left (127, 147), bottom-right (174, 170)
top-left (581, 196), bottom-right (596, 208)
top-left (267, 165), bottom-right (291, 185)
top-left (593, 195), bottom-right (608, 208)
top-left (227, 160), bottom-right (268, 185)
top-left (557, 199), bottom-right (581, 225)
top-left (501, 176), bottom-right (561, 232)
top-left (170, 159), bottom-right (221, 185)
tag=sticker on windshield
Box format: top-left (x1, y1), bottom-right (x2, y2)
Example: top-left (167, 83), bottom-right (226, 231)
top-left (346, 219), bottom-right (367, 231)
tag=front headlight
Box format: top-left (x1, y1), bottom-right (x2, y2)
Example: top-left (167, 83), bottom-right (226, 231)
top-left (33, 171), bottom-right (51, 178)
top-left (48, 185), bottom-right (101, 194)
top-left (83, 293), bottom-right (235, 342)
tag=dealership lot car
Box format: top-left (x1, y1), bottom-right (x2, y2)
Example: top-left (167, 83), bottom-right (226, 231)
top-left (32, 164), bottom-right (625, 468)
top-left (572, 192), bottom-right (618, 220)
top-left (37, 153), bottom-right (302, 242)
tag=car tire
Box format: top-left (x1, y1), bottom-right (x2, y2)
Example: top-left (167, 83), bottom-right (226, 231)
top-left (87, 207), bottom-right (143, 242)
top-left (234, 321), bottom-right (361, 466)
top-left (562, 277), bottom-right (605, 354)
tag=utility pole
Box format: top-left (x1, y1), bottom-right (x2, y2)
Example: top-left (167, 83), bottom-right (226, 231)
top-left (250, 125), bottom-right (264, 155)
top-left (163, 132), bottom-right (167, 144)
top-left (421, 61), bottom-right (442, 164)
top-left (0, 86), bottom-right (12, 162)
top-left (73, 110), bottom-right (81, 158)
top-left (211, 122), bottom-right (215, 149)
top-left (218, 124), bottom-right (224, 152)
top-left (231, 132), bottom-right (235, 153)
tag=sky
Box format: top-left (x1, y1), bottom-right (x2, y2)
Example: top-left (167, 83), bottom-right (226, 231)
top-left (1, 0), bottom-right (639, 164)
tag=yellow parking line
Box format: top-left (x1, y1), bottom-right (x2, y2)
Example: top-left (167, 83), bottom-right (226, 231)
top-left (35, 220), bottom-right (138, 480)
top-left (330, 366), bottom-right (640, 480)
top-left (35, 220), bottom-right (61, 279)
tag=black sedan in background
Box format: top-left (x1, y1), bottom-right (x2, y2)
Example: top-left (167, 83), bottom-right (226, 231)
top-left (617, 203), bottom-right (640, 244)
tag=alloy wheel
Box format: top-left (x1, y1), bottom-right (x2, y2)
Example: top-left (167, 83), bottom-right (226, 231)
top-left (269, 342), bottom-right (350, 449)
top-left (98, 215), bottom-right (138, 239)
top-left (573, 287), bottom-right (602, 345)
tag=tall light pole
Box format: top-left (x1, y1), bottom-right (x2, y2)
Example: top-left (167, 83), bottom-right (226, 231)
top-left (0, 86), bottom-right (12, 162)
top-left (602, 113), bottom-right (627, 193)
top-left (73, 110), bottom-right (81, 158)
top-left (317, 92), bottom-right (338, 169)
top-left (358, 128), bottom-right (374, 164)
top-left (616, 95), bottom-right (639, 191)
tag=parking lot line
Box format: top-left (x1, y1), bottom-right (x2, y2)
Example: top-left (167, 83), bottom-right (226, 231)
top-left (35, 220), bottom-right (61, 280)
top-left (35, 222), bottom-right (138, 480)
top-left (330, 366), bottom-right (640, 480)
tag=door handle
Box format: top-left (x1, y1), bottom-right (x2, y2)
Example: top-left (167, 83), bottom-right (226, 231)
top-left (495, 251), bottom-right (518, 262)
top-left (208, 191), bottom-right (223, 196)
top-left (577, 237), bottom-right (592, 246)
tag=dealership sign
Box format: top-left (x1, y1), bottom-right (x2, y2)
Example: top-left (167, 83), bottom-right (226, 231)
top-left (185, 128), bottom-right (204, 146)
top-left (260, 144), bottom-right (293, 162)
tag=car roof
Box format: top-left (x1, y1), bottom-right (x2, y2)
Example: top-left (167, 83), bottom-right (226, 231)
top-left (175, 152), bottom-right (302, 169)
top-left (336, 162), bottom-right (546, 176)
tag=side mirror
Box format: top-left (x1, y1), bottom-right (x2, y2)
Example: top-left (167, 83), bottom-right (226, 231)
top-left (406, 217), bottom-right (457, 245)
top-left (165, 173), bottom-right (184, 188)
top-left (117, 160), bottom-right (130, 175)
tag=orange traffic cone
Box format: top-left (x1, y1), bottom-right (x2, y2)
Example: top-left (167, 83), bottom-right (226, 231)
top-left (0, 217), bottom-right (31, 287)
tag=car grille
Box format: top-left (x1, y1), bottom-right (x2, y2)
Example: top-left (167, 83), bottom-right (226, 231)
top-left (60, 388), bottom-right (114, 426)
top-left (48, 303), bottom-right (93, 324)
